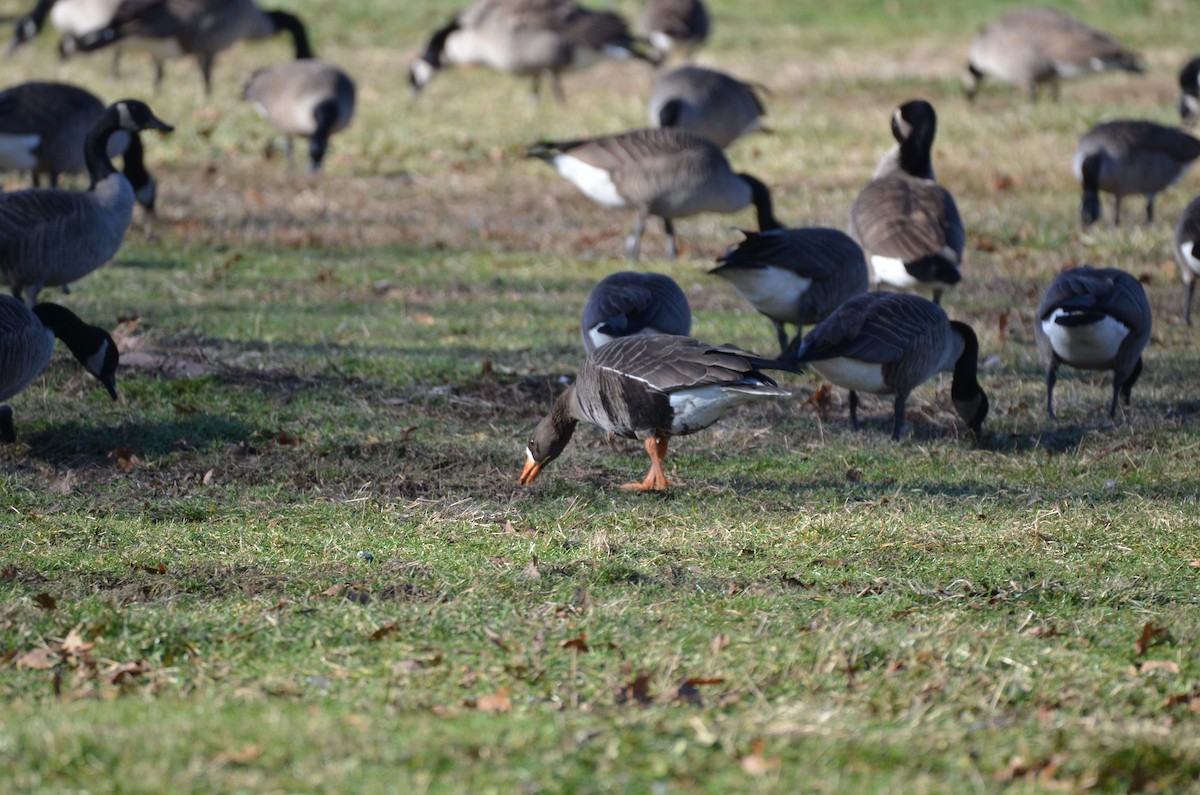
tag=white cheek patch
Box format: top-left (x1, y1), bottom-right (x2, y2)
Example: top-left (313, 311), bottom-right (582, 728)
top-left (410, 59), bottom-right (435, 87)
top-left (553, 155), bottom-right (626, 208)
top-left (1180, 241), bottom-right (1200, 276)
top-left (116, 102), bottom-right (136, 131)
top-left (811, 358), bottom-right (889, 395)
top-left (86, 340), bottom-right (110, 377)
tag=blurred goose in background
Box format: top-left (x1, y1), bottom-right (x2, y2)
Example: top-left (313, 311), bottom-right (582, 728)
top-left (648, 65), bottom-right (765, 149)
top-left (242, 18), bottom-right (355, 173)
top-left (0, 81), bottom-right (159, 212)
top-left (8, 0), bottom-right (123, 63)
top-left (0, 296), bottom-right (119, 443)
top-left (409, 0), bottom-right (657, 103)
top-left (528, 128), bottom-right (779, 260)
top-left (519, 334), bottom-right (800, 490)
top-left (66, 0), bottom-right (311, 96)
top-left (849, 99), bottom-right (963, 303)
top-left (790, 291), bottom-right (988, 441)
top-left (1074, 120), bottom-right (1200, 227)
top-left (0, 99), bottom-right (173, 305)
top-left (1035, 266), bottom-right (1150, 419)
top-left (710, 227), bottom-right (869, 356)
top-left (581, 271), bottom-right (691, 353)
top-left (1174, 195), bottom-right (1200, 324)
top-left (965, 6), bottom-right (1142, 102)
top-left (1180, 57), bottom-right (1200, 125)
top-left (641, 0), bottom-right (708, 59)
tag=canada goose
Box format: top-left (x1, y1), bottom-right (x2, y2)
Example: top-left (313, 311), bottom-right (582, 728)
top-left (242, 17), bottom-right (355, 173)
top-left (519, 334), bottom-right (800, 490)
top-left (409, 0), bottom-right (656, 103)
top-left (1074, 120), bottom-right (1200, 227)
top-left (710, 227), bottom-right (869, 356)
top-left (1180, 57), bottom-right (1200, 125)
top-left (0, 81), bottom-right (159, 212)
top-left (1174, 195), bottom-right (1200, 324)
top-left (791, 291), bottom-right (988, 441)
top-left (67, 0), bottom-right (311, 96)
top-left (0, 99), bottom-right (173, 306)
top-left (8, 0), bottom-right (121, 52)
top-left (641, 0), bottom-right (708, 58)
top-left (964, 7), bottom-right (1142, 102)
top-left (648, 65), bottom-right (765, 149)
top-left (581, 270), bottom-right (691, 353)
top-left (0, 296), bottom-right (119, 443)
top-left (1035, 265), bottom-right (1150, 419)
top-left (528, 128), bottom-right (779, 260)
top-left (849, 99), bottom-right (964, 303)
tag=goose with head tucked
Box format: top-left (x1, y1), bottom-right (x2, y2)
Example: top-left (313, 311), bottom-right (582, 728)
top-left (519, 334), bottom-right (800, 490)
top-left (0, 99), bottom-right (173, 306)
top-left (790, 291), bottom-right (988, 442)
top-left (648, 65), bottom-right (765, 149)
top-left (581, 271), bottom-right (691, 353)
top-left (1035, 265), bottom-right (1150, 419)
top-left (641, 0), bottom-right (708, 59)
top-left (1179, 57), bottom-right (1200, 125)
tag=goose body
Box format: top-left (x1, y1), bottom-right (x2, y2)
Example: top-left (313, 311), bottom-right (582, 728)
top-left (641, 0), bottom-right (708, 58)
top-left (648, 65), bottom-right (764, 149)
top-left (711, 226), bottom-right (869, 355)
top-left (850, 99), bottom-right (963, 303)
top-left (581, 271), bottom-right (691, 353)
top-left (519, 334), bottom-right (799, 490)
top-left (1174, 194), bottom-right (1200, 324)
top-left (1074, 120), bottom-right (1200, 227)
top-left (0, 99), bottom-right (172, 305)
top-left (528, 127), bottom-right (778, 260)
top-left (1035, 265), bottom-right (1150, 419)
top-left (792, 291), bottom-right (988, 441)
top-left (965, 7), bottom-right (1142, 102)
top-left (0, 297), bottom-right (119, 442)
top-left (8, 0), bottom-right (122, 53)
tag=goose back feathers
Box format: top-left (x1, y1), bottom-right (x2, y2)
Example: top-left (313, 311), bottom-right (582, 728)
top-left (581, 271), bottom-right (691, 353)
top-left (649, 65), bottom-right (765, 149)
top-left (641, 0), bottom-right (708, 58)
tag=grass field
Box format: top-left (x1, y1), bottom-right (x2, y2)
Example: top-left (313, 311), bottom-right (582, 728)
top-left (1, 0), bottom-right (1199, 792)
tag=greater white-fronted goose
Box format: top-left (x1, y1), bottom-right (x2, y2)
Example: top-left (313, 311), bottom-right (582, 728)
top-left (1074, 120), bottom-right (1200, 227)
top-left (0, 296), bottom-right (119, 442)
top-left (409, 0), bottom-right (656, 103)
top-left (519, 334), bottom-right (799, 490)
top-left (641, 0), bottom-right (708, 59)
top-left (1174, 195), bottom-right (1200, 324)
top-left (791, 291), bottom-right (988, 441)
top-left (581, 270), bottom-right (691, 353)
top-left (964, 7), bottom-right (1142, 102)
top-left (0, 81), bottom-right (159, 212)
top-left (528, 127), bottom-right (779, 260)
top-left (849, 99), bottom-right (963, 304)
top-left (710, 226), bottom-right (869, 356)
top-left (648, 65), bottom-right (764, 149)
top-left (1035, 265), bottom-right (1151, 419)
top-left (1179, 57), bottom-right (1200, 124)
top-left (0, 99), bottom-right (173, 306)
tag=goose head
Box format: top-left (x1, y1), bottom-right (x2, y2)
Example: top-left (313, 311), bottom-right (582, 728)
top-left (112, 100), bottom-right (174, 135)
top-left (1180, 57), bottom-right (1200, 125)
top-left (32, 303), bottom-right (120, 401)
top-left (948, 320), bottom-right (988, 441)
top-left (409, 19), bottom-right (459, 97)
top-left (891, 99), bottom-right (937, 179)
top-left (519, 388), bottom-right (578, 485)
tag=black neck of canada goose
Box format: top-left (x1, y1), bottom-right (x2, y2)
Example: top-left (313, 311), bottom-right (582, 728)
top-left (738, 173), bottom-right (780, 232)
top-left (519, 387), bottom-right (580, 485)
top-left (1078, 154), bottom-right (1102, 227)
top-left (424, 18), bottom-right (459, 69)
top-left (948, 320), bottom-right (987, 438)
top-left (85, 101), bottom-right (173, 190)
top-left (120, 132), bottom-right (156, 213)
top-left (31, 302), bottom-right (120, 400)
top-left (894, 100), bottom-right (937, 180)
top-left (7, 0), bottom-right (54, 52)
top-left (267, 10), bottom-right (313, 60)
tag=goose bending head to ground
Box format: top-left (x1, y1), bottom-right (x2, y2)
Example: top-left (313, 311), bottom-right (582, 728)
top-left (1035, 265), bottom-right (1150, 419)
top-left (790, 291), bottom-right (988, 442)
top-left (1075, 121), bottom-right (1200, 227)
top-left (409, 0), bottom-right (657, 103)
top-left (648, 65), bottom-right (765, 149)
top-left (0, 99), bottom-right (173, 306)
top-left (0, 296), bottom-right (118, 442)
top-left (581, 271), bottom-right (691, 353)
top-left (528, 128), bottom-right (779, 260)
top-left (641, 0), bottom-right (708, 59)
top-left (964, 7), bottom-right (1142, 102)
top-left (519, 334), bottom-right (800, 490)
top-left (1174, 195), bottom-right (1200, 324)
top-left (0, 81), bottom-right (159, 212)
top-left (849, 99), bottom-right (964, 304)
top-left (1179, 57), bottom-right (1200, 124)
top-left (710, 227), bottom-right (869, 356)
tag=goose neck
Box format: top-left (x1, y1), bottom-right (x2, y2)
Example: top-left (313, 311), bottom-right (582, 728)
top-left (738, 173), bottom-right (781, 232)
top-left (84, 107), bottom-right (121, 189)
top-left (268, 10), bottom-right (312, 59)
top-left (948, 321), bottom-right (981, 398)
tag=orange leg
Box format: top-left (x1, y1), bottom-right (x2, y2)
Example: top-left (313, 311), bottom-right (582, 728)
top-left (621, 436), bottom-right (673, 491)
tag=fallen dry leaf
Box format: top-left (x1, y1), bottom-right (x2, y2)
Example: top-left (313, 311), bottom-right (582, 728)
top-left (483, 626), bottom-right (510, 652)
top-left (560, 634), bottom-right (589, 653)
top-left (1163, 689), bottom-right (1200, 710)
top-left (710, 634), bottom-right (731, 656)
top-left (108, 446), bottom-right (141, 471)
top-left (740, 738), bottom-right (781, 776)
top-left (1134, 622), bottom-right (1171, 657)
top-left (102, 660), bottom-right (149, 685)
top-left (15, 647), bottom-right (57, 670)
top-left (368, 623), bottom-right (398, 642)
top-left (524, 555), bottom-right (541, 581)
top-left (32, 592), bottom-right (57, 611)
top-left (137, 563), bottom-right (168, 575)
top-left (1138, 660), bottom-right (1181, 675)
top-left (213, 744), bottom-right (264, 766)
top-left (468, 688), bottom-right (511, 713)
top-left (616, 673), bottom-right (653, 706)
top-left (676, 676), bottom-right (725, 705)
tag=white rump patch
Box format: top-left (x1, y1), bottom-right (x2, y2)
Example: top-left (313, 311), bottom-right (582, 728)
top-left (1180, 241), bottom-right (1200, 276)
top-left (0, 133), bottom-right (40, 170)
top-left (870, 256), bottom-right (920, 290)
top-left (1043, 309), bottom-right (1129, 368)
top-left (553, 155), bottom-right (627, 207)
top-left (811, 357), bottom-right (889, 395)
top-left (720, 267), bottom-right (812, 321)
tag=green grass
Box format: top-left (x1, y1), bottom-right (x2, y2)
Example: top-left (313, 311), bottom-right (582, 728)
top-left (2, 1), bottom-right (1200, 792)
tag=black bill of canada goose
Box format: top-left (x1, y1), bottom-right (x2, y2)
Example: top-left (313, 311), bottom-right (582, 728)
top-left (710, 227), bottom-right (869, 356)
top-left (1180, 58), bottom-right (1200, 124)
top-left (1035, 265), bottom-right (1150, 419)
top-left (1074, 121), bottom-right (1200, 227)
top-left (409, 0), bottom-right (657, 103)
top-left (527, 128), bottom-right (779, 261)
top-left (581, 271), bottom-right (691, 353)
top-left (849, 99), bottom-right (963, 304)
top-left (790, 291), bottom-right (988, 442)
top-left (67, 0), bottom-right (311, 96)
top-left (0, 81), bottom-right (159, 212)
top-left (648, 65), bottom-right (765, 149)
top-left (0, 99), bottom-right (173, 306)
top-left (1174, 195), bottom-right (1200, 324)
top-left (641, 0), bottom-right (708, 58)
top-left (519, 334), bottom-right (800, 490)
top-left (0, 296), bottom-right (119, 443)
top-left (964, 6), bottom-right (1143, 102)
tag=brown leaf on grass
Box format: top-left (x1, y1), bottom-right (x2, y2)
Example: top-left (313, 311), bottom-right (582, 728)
top-left (676, 677), bottom-right (725, 705)
top-left (1188, 560), bottom-right (1200, 569)
top-left (136, 563), bottom-right (168, 575)
top-left (740, 738), bottom-right (781, 776)
top-left (102, 660), bottom-right (149, 685)
top-left (523, 555), bottom-right (541, 580)
top-left (802, 383), bottom-right (833, 411)
top-left (710, 634), bottom-right (731, 656)
top-left (1163, 689), bottom-right (1200, 710)
top-left (560, 634), bottom-right (589, 653)
top-left (1137, 660), bottom-right (1181, 675)
top-left (997, 309), bottom-right (1010, 344)
top-left (1134, 622), bottom-right (1171, 657)
top-left (108, 446), bottom-right (141, 471)
top-left (368, 623), bottom-right (398, 642)
top-left (322, 583), bottom-right (346, 597)
top-left (482, 626), bottom-right (510, 652)
top-left (615, 673), bottom-right (653, 706)
top-left (213, 744), bottom-right (264, 766)
top-left (15, 647), bottom-right (57, 670)
top-left (276, 430), bottom-right (300, 446)
top-left (32, 592), bottom-right (57, 611)
top-left (61, 625), bottom-right (94, 658)
top-left (466, 687), bottom-right (511, 713)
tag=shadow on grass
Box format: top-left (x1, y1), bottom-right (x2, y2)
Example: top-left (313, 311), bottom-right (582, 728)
top-left (22, 416), bottom-right (255, 466)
